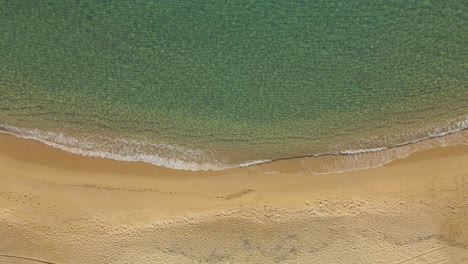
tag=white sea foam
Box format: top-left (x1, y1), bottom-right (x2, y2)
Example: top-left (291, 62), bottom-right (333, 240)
top-left (0, 124), bottom-right (229, 171)
top-left (239, 159), bottom-right (272, 168)
top-left (1, 115), bottom-right (467, 173)
top-left (252, 116), bottom-right (468, 175)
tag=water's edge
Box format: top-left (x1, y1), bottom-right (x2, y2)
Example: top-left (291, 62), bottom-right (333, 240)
top-left (1, 118), bottom-right (467, 174)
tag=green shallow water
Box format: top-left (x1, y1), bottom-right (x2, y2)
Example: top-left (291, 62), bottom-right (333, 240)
top-left (1, 1), bottom-right (467, 170)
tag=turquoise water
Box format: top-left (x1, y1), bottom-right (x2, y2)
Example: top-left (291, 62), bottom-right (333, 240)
top-left (1, 1), bottom-right (467, 170)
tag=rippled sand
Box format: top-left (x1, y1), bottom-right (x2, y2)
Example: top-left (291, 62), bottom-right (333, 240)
top-left (0, 134), bottom-right (467, 263)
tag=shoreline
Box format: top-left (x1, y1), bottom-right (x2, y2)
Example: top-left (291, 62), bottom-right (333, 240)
top-left (1, 133), bottom-right (468, 263)
top-left (1, 119), bottom-right (467, 174)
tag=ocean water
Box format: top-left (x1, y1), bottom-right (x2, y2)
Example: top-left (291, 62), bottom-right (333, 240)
top-left (1, 1), bottom-right (467, 171)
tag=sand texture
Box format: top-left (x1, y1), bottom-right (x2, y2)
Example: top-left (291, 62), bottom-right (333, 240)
top-left (0, 134), bottom-right (468, 263)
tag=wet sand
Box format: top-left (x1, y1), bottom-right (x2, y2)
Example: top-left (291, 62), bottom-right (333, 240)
top-left (0, 133), bottom-right (467, 263)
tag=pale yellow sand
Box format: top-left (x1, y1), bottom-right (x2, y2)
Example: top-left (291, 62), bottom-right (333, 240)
top-left (0, 133), bottom-right (467, 263)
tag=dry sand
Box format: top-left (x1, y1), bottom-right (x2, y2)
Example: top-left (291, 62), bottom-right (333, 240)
top-left (0, 133), bottom-right (467, 263)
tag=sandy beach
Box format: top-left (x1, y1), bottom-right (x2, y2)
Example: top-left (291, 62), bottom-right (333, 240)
top-left (0, 133), bottom-right (467, 263)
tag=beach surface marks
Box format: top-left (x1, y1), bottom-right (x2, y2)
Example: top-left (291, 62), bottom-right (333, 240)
top-left (0, 134), bottom-right (467, 263)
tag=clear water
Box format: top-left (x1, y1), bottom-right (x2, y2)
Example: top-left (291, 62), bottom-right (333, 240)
top-left (1, 1), bottom-right (467, 170)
